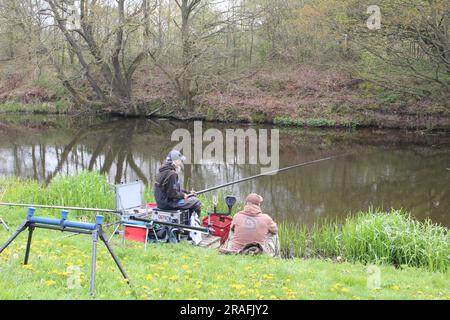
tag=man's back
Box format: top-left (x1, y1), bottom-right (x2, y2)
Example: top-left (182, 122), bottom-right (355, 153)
top-left (231, 203), bottom-right (278, 252)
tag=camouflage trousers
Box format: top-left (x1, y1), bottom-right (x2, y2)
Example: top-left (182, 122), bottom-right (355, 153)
top-left (220, 231), bottom-right (280, 258)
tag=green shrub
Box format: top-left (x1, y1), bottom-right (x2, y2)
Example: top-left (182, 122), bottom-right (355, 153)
top-left (340, 210), bottom-right (449, 271)
top-left (279, 209), bottom-right (449, 272)
top-left (273, 116), bottom-right (336, 127)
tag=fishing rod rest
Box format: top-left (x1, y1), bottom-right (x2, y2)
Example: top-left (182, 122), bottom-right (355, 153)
top-left (0, 207), bottom-right (129, 296)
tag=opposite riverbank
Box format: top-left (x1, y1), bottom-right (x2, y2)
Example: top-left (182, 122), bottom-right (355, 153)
top-left (1, 67), bottom-right (449, 130)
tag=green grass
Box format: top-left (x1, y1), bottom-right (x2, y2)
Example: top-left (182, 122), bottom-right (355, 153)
top-left (0, 172), bottom-right (116, 220)
top-left (0, 101), bottom-right (71, 114)
top-left (274, 116), bottom-right (337, 128)
top-left (280, 210), bottom-right (450, 272)
top-left (273, 116), bottom-right (362, 128)
top-left (0, 173), bottom-right (449, 299)
top-left (0, 230), bottom-right (448, 300)
top-left (0, 226), bottom-right (450, 299)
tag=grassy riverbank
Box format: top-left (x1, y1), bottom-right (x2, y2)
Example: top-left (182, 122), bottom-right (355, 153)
top-left (0, 172), bottom-right (449, 299)
top-left (1, 236), bottom-right (449, 300)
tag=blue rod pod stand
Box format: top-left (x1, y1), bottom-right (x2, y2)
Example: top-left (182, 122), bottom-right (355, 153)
top-left (96, 215), bottom-right (104, 226)
top-left (61, 210), bottom-right (69, 226)
top-left (61, 210), bottom-right (69, 221)
top-left (27, 207), bottom-right (36, 220)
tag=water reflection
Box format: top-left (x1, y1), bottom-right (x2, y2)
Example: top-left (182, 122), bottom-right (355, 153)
top-left (0, 116), bottom-right (449, 226)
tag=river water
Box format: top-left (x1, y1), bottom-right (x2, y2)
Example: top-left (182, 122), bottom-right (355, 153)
top-left (0, 115), bottom-right (449, 227)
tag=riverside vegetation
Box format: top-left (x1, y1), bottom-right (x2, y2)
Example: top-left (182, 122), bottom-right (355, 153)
top-left (0, 172), bottom-right (449, 299)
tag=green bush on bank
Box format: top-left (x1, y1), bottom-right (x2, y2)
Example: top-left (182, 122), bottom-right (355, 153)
top-left (280, 209), bottom-right (449, 272)
top-left (0, 101), bottom-right (72, 114)
top-left (273, 116), bottom-right (361, 128)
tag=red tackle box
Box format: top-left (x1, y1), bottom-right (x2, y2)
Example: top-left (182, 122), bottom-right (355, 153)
top-left (202, 214), bottom-right (233, 244)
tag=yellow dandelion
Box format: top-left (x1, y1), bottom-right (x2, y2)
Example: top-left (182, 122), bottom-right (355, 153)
top-left (230, 283), bottom-right (245, 290)
top-left (169, 275), bottom-right (179, 281)
top-left (340, 287), bottom-right (350, 293)
top-left (391, 285), bottom-right (400, 291)
top-left (46, 280), bottom-right (57, 286)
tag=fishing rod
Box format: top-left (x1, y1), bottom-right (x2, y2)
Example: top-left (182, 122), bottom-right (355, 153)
top-left (0, 202), bottom-right (212, 235)
top-left (0, 153), bottom-right (350, 217)
top-left (127, 216), bottom-right (213, 234)
top-left (195, 153), bottom-right (351, 196)
top-left (0, 203), bottom-right (121, 215)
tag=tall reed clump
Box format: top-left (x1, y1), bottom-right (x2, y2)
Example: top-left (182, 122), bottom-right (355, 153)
top-left (0, 172), bottom-right (116, 220)
top-left (279, 222), bottom-right (309, 258)
top-left (44, 171), bottom-right (116, 209)
top-left (279, 209), bottom-right (449, 272)
top-left (339, 209), bottom-right (449, 272)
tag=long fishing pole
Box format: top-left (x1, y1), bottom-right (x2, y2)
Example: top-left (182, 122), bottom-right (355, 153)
top-left (0, 203), bottom-right (121, 215)
top-left (0, 154), bottom-right (350, 213)
top-left (195, 153), bottom-right (351, 195)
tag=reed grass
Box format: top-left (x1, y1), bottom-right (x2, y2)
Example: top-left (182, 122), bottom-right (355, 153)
top-left (279, 209), bottom-right (449, 272)
top-left (45, 172), bottom-right (116, 209)
top-left (0, 172), bottom-right (115, 221)
top-left (278, 222), bottom-right (309, 258)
